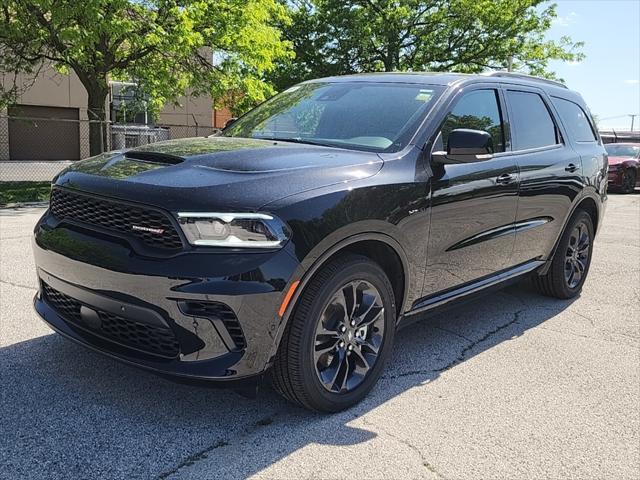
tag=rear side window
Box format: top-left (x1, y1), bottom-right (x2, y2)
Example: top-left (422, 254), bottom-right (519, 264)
top-left (506, 91), bottom-right (559, 150)
top-left (440, 89), bottom-right (505, 153)
top-left (551, 97), bottom-right (597, 142)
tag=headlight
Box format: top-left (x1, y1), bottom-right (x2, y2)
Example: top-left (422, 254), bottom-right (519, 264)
top-left (176, 212), bottom-right (291, 248)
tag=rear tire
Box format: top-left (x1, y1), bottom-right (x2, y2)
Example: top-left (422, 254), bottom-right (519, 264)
top-left (271, 254), bottom-right (396, 412)
top-left (533, 210), bottom-right (594, 299)
top-left (621, 169), bottom-right (637, 194)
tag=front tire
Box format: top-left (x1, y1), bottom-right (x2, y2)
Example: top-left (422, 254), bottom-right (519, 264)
top-left (533, 210), bottom-right (594, 299)
top-left (271, 254), bottom-right (396, 412)
top-left (621, 169), bottom-right (637, 194)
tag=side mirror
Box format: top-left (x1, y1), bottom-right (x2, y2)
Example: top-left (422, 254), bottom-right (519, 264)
top-left (432, 129), bottom-right (494, 164)
top-left (224, 117), bottom-right (238, 129)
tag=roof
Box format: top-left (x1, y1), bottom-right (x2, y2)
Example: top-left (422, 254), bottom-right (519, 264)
top-left (304, 71), bottom-right (574, 96)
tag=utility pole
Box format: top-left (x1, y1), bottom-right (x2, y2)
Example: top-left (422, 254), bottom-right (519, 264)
top-left (630, 114), bottom-right (637, 132)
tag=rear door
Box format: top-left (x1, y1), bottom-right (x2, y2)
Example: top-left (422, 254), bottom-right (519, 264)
top-left (550, 96), bottom-right (605, 191)
top-left (503, 87), bottom-right (582, 265)
top-left (422, 86), bottom-right (519, 296)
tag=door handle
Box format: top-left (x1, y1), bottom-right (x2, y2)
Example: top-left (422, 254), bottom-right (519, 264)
top-left (565, 163), bottom-right (579, 173)
top-left (496, 173), bottom-right (516, 185)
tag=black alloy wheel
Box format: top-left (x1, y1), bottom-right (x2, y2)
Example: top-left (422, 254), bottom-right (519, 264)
top-left (313, 280), bottom-right (385, 393)
top-left (271, 254), bottom-right (396, 412)
top-left (564, 221), bottom-right (590, 289)
top-left (532, 210), bottom-right (594, 299)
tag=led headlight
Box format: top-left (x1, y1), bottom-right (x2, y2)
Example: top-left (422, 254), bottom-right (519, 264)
top-left (176, 212), bottom-right (291, 248)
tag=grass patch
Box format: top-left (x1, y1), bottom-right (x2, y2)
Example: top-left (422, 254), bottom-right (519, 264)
top-left (0, 181), bottom-right (51, 205)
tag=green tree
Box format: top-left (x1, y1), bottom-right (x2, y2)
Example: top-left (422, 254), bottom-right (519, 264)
top-left (0, 0), bottom-right (292, 155)
top-left (270, 0), bottom-right (583, 90)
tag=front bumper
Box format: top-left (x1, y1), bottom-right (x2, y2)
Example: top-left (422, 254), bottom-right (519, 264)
top-left (33, 215), bottom-right (300, 382)
top-left (607, 167), bottom-right (624, 188)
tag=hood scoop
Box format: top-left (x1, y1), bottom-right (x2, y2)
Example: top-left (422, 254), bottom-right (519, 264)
top-left (125, 151), bottom-right (184, 165)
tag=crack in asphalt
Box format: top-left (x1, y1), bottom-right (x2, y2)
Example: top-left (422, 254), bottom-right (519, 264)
top-left (571, 310), bottom-right (597, 327)
top-left (0, 279), bottom-right (36, 291)
top-left (360, 417), bottom-right (446, 479)
top-left (156, 439), bottom-right (230, 480)
top-left (383, 309), bottom-right (525, 380)
top-left (155, 415), bottom-right (278, 479)
top-left (431, 325), bottom-right (474, 343)
top-left (537, 325), bottom-right (639, 346)
top-left (434, 309), bottom-right (524, 373)
top-left (0, 235), bottom-right (32, 240)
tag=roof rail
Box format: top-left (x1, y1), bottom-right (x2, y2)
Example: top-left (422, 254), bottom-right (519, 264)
top-left (482, 71), bottom-right (568, 89)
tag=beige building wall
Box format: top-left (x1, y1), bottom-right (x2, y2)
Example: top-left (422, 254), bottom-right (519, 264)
top-left (1, 64), bottom-right (214, 161)
top-left (1, 66), bottom-right (91, 160)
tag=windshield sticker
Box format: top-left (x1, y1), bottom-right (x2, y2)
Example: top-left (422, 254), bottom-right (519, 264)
top-left (415, 89), bottom-right (434, 102)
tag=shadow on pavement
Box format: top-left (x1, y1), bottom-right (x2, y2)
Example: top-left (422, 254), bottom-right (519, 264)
top-left (0, 282), bottom-right (575, 479)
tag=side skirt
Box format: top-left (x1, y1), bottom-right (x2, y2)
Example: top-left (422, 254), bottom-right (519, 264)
top-left (397, 259), bottom-right (544, 329)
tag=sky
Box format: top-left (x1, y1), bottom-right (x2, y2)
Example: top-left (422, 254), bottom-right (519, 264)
top-left (544, 0), bottom-right (640, 130)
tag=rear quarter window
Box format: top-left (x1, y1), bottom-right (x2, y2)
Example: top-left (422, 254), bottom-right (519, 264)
top-left (551, 97), bottom-right (598, 142)
top-left (506, 91), bottom-right (560, 150)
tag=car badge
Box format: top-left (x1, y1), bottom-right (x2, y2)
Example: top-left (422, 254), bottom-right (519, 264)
top-left (131, 225), bottom-right (165, 235)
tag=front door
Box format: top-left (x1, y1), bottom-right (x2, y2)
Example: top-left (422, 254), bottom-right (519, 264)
top-left (422, 87), bottom-right (519, 297)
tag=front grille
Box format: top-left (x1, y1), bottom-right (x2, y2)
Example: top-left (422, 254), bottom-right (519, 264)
top-left (180, 301), bottom-right (246, 350)
top-left (42, 282), bottom-right (180, 358)
top-left (49, 188), bottom-right (183, 251)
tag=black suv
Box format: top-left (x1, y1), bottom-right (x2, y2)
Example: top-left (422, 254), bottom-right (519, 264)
top-left (33, 72), bottom-right (607, 412)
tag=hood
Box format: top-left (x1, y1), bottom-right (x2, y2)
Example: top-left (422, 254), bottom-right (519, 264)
top-left (55, 136), bottom-right (383, 211)
top-left (608, 155), bottom-right (636, 166)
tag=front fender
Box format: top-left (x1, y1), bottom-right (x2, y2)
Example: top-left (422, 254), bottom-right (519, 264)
top-left (268, 230), bottom-right (412, 367)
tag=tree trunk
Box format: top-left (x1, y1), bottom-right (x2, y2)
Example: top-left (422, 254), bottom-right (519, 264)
top-left (87, 86), bottom-right (109, 156)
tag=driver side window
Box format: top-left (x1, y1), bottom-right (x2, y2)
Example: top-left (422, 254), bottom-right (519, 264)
top-left (440, 89), bottom-right (506, 153)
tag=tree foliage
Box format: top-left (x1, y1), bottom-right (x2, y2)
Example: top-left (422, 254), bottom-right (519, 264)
top-left (269, 0), bottom-right (584, 90)
top-left (0, 0), bottom-right (292, 153)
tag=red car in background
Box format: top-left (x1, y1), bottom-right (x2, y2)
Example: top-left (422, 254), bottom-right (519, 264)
top-left (606, 143), bottom-right (640, 193)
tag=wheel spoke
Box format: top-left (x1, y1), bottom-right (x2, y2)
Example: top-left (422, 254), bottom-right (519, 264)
top-left (566, 264), bottom-right (576, 286)
top-left (577, 243), bottom-right (589, 255)
top-left (320, 348), bottom-right (346, 391)
top-left (315, 338), bottom-right (339, 356)
top-left (357, 292), bottom-right (377, 321)
top-left (338, 354), bottom-right (351, 391)
top-left (332, 292), bottom-right (350, 324)
top-left (360, 335), bottom-right (381, 355)
top-left (316, 325), bottom-right (340, 339)
top-left (341, 282), bottom-right (357, 320)
top-left (351, 348), bottom-right (371, 374)
top-left (573, 264), bottom-right (582, 283)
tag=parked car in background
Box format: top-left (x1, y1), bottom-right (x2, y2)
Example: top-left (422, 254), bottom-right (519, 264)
top-left (33, 72), bottom-right (607, 412)
top-left (605, 143), bottom-right (640, 193)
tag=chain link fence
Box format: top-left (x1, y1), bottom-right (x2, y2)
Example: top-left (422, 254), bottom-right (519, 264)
top-left (0, 115), bottom-right (220, 182)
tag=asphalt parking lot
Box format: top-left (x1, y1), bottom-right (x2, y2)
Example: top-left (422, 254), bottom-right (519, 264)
top-left (1, 193), bottom-right (638, 480)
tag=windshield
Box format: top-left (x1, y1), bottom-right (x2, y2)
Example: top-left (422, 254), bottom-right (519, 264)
top-left (605, 144), bottom-right (640, 158)
top-left (223, 82), bottom-right (443, 152)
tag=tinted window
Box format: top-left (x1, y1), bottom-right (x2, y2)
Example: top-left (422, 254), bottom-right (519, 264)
top-left (224, 82), bottom-right (443, 152)
top-left (440, 89), bottom-right (505, 152)
top-left (507, 91), bottom-right (559, 150)
top-left (552, 97), bottom-right (597, 142)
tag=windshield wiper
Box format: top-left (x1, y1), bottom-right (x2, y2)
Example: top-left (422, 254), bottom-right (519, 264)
top-left (255, 136), bottom-right (333, 148)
